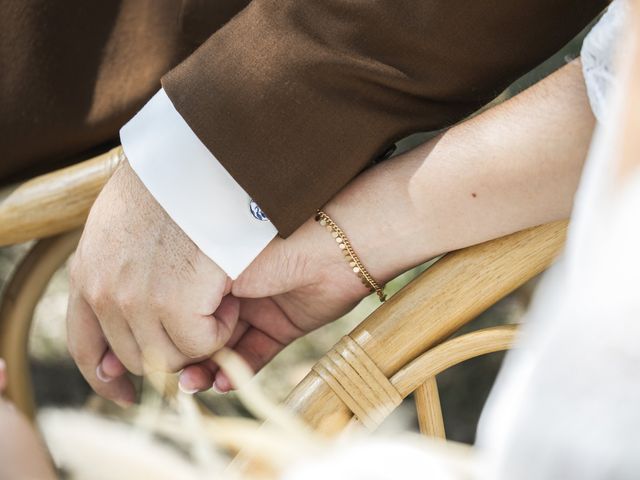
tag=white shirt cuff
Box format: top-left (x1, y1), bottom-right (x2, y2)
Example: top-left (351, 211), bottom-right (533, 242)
top-left (119, 89), bottom-right (277, 279)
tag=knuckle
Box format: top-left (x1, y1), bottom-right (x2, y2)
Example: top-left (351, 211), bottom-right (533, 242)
top-left (174, 330), bottom-right (218, 359)
top-left (148, 291), bottom-right (169, 314)
top-left (86, 284), bottom-right (110, 312)
top-left (115, 290), bottom-right (139, 317)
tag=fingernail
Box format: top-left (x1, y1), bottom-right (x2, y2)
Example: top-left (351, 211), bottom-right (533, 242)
top-left (211, 381), bottom-right (225, 394)
top-left (96, 364), bottom-right (113, 383)
top-left (178, 381), bottom-right (199, 395)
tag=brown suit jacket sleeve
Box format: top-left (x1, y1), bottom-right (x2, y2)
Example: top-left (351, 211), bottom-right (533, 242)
top-left (162, 0), bottom-right (606, 237)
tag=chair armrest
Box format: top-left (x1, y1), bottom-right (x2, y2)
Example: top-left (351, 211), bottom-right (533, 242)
top-left (0, 147), bottom-right (124, 246)
top-left (284, 221), bottom-right (568, 433)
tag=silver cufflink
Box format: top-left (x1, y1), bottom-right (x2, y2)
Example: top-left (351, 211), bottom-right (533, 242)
top-left (249, 199), bottom-right (269, 221)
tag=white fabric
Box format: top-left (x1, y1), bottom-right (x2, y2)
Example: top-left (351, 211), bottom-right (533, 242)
top-left (282, 437), bottom-right (472, 480)
top-left (477, 2), bottom-right (640, 479)
top-left (120, 89), bottom-right (277, 279)
top-left (581, 0), bottom-right (629, 122)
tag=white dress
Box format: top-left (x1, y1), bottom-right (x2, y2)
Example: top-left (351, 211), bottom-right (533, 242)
top-left (477, 1), bottom-right (640, 479)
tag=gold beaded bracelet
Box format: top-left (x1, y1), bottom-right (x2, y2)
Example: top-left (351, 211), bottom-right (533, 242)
top-left (315, 210), bottom-right (387, 302)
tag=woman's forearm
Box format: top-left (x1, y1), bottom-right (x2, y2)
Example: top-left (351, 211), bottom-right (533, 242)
top-left (324, 60), bottom-right (595, 282)
top-left (227, 59), bottom-right (597, 379)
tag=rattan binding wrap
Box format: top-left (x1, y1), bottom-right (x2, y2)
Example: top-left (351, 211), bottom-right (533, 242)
top-left (312, 335), bottom-right (402, 429)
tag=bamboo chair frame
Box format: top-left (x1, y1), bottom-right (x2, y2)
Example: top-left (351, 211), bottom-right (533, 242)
top-left (0, 146), bottom-right (566, 439)
top-left (284, 221), bottom-right (564, 435)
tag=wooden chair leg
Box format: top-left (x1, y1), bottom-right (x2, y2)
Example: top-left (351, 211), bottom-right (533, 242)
top-left (391, 324), bottom-right (518, 397)
top-left (415, 377), bottom-right (445, 439)
top-left (0, 230), bottom-right (81, 419)
top-left (406, 325), bottom-right (518, 439)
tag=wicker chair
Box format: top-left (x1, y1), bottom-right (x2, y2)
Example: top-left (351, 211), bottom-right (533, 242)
top-left (0, 146), bottom-right (566, 439)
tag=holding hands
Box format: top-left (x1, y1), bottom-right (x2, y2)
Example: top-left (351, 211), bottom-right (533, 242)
top-left (67, 161), bottom-right (370, 404)
top-left (67, 161), bottom-right (380, 404)
top-left (68, 60), bottom-right (595, 404)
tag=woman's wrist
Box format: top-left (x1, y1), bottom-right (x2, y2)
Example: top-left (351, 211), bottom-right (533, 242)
top-left (314, 210), bottom-right (388, 301)
top-left (307, 153), bottom-right (437, 295)
top-left (313, 60), bottom-right (594, 294)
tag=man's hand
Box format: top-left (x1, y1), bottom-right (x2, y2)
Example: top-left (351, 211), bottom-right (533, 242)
top-left (66, 161), bottom-right (239, 405)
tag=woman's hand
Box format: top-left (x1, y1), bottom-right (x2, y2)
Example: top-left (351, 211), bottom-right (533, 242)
top-left (178, 214), bottom-right (377, 393)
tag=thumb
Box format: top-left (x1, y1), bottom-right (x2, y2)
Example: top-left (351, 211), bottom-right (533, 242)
top-left (232, 236), bottom-right (307, 298)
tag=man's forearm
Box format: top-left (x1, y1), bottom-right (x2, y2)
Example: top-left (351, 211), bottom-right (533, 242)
top-left (163, 0), bottom-right (605, 237)
top-left (324, 60), bottom-right (595, 282)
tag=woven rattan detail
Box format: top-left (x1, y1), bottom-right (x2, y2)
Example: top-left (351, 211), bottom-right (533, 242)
top-left (312, 335), bottom-right (402, 429)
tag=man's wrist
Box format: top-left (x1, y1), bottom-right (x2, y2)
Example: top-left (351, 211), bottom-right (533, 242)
top-left (119, 88), bottom-right (277, 278)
